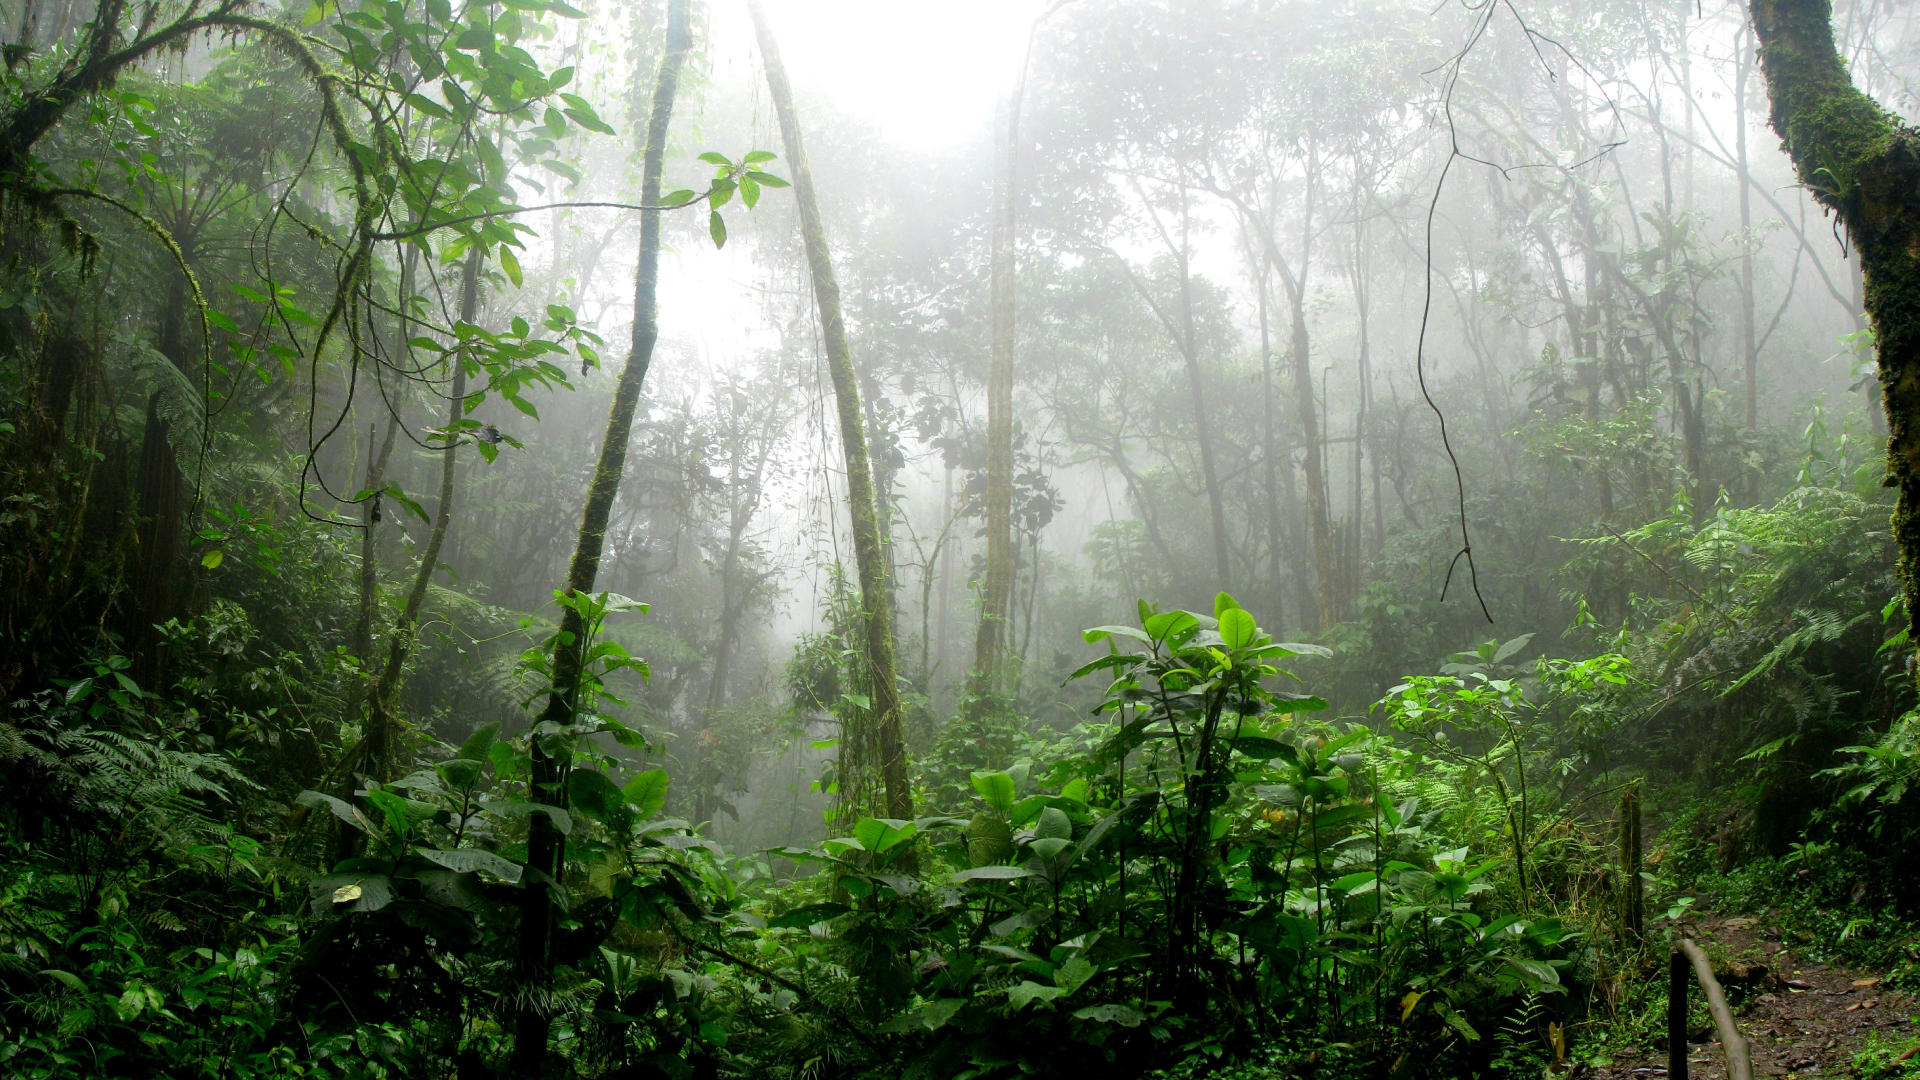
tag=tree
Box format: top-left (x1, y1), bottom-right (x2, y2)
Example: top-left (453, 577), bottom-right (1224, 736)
top-left (512, 0), bottom-right (690, 1070)
top-left (970, 88), bottom-right (1020, 704)
top-left (1745, 0), bottom-right (1920, 644)
top-left (750, 0), bottom-right (911, 823)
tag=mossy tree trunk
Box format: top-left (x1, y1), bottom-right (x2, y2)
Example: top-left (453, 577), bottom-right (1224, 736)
top-left (750, 0), bottom-right (911, 822)
top-left (971, 92), bottom-right (1019, 704)
top-left (510, 2), bottom-right (689, 1072)
top-left (1746, 0), bottom-right (1920, 644)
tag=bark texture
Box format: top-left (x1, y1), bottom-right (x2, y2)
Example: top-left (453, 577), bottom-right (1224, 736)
top-left (971, 93), bottom-right (1019, 701)
top-left (511, 2), bottom-right (688, 1070)
top-left (751, 0), bottom-right (911, 821)
top-left (1747, 0), bottom-right (1920, 644)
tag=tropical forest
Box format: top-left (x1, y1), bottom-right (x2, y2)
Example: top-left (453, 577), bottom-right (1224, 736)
top-left (3, 0), bottom-right (1920, 1076)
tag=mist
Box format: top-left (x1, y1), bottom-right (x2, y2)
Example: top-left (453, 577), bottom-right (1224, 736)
top-left (2, 0), bottom-right (1917, 1076)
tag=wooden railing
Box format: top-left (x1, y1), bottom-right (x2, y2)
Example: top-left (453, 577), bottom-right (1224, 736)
top-left (1667, 935), bottom-right (1752, 1080)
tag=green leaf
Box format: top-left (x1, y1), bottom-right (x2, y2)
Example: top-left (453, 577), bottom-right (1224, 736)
top-left (964, 812), bottom-right (1013, 866)
top-left (296, 790), bottom-right (373, 834)
top-left (971, 771), bottom-right (1017, 815)
top-left (435, 758), bottom-right (483, 790)
top-left (708, 210), bottom-right (726, 249)
top-left (1214, 591), bottom-right (1241, 617)
top-left (1081, 624), bottom-right (1152, 645)
top-left (499, 246), bottom-right (523, 287)
top-left (567, 769), bottom-right (627, 824)
top-left (1034, 806), bottom-right (1072, 841)
top-left (659, 188), bottom-right (697, 207)
top-left (457, 722), bottom-right (500, 762)
top-left (201, 549), bottom-right (224, 570)
top-left (1007, 981), bottom-right (1064, 1010)
top-left (745, 169), bottom-right (789, 188)
top-left (64, 677), bottom-right (92, 704)
top-left (1274, 641), bottom-right (1333, 658)
top-left (767, 902), bottom-right (849, 929)
top-left (479, 800), bottom-right (571, 835)
top-left (206, 310), bottom-right (240, 333)
top-left (1218, 607), bottom-right (1256, 649)
top-left (1268, 693), bottom-right (1330, 714)
top-left (1492, 633), bottom-right (1535, 665)
top-left (621, 769), bottom-right (669, 819)
top-left (697, 151), bottom-right (731, 166)
top-left (1073, 1003), bottom-right (1144, 1026)
top-left (1143, 610), bottom-right (1198, 643)
top-left (417, 847), bottom-right (521, 882)
top-left (852, 816), bottom-right (917, 853)
top-left (951, 864), bottom-right (1037, 883)
top-left (743, 150), bottom-right (777, 164)
top-left (40, 969), bottom-right (87, 993)
top-left (1228, 735), bottom-right (1290, 760)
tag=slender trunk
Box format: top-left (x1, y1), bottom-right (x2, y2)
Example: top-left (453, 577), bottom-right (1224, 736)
top-left (972, 91), bottom-right (1019, 702)
top-left (363, 248), bottom-right (478, 782)
top-left (130, 392), bottom-right (183, 689)
top-left (1746, 0), bottom-right (1920, 650)
top-left (706, 424), bottom-right (772, 714)
top-left (752, 0), bottom-right (911, 821)
top-left (1289, 144), bottom-right (1334, 630)
top-left (511, 4), bottom-right (688, 1070)
top-left (1176, 193), bottom-right (1232, 590)
top-left (343, 418), bottom-right (399, 724)
top-left (130, 279), bottom-right (193, 688)
top-left (1257, 258), bottom-right (1283, 626)
top-left (1737, 23), bottom-right (1758, 439)
top-left (1736, 24), bottom-right (1764, 504)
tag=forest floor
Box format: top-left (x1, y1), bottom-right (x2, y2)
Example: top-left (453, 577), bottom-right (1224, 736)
top-left (1586, 914), bottom-right (1916, 1079)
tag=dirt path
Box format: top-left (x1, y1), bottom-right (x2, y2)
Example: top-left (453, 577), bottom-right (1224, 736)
top-left (1587, 915), bottom-right (1915, 1079)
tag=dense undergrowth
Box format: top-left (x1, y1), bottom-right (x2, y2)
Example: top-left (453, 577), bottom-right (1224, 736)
top-left (0, 0), bottom-right (1915, 1074)
top-left (3, 458), bottom-right (1916, 1079)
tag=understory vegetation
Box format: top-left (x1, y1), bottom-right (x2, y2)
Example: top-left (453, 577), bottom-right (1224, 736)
top-left (3, 0), bottom-right (1920, 1076)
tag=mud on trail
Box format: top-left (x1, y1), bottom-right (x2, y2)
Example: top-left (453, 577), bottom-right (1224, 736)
top-left (1588, 915), bottom-right (1915, 1080)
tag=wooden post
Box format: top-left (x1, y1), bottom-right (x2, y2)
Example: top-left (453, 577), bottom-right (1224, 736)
top-left (1619, 781), bottom-right (1643, 943)
top-left (1668, 948), bottom-right (1689, 1080)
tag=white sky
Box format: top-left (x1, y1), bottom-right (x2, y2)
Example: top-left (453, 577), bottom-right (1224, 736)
top-left (708, 0), bottom-right (1048, 154)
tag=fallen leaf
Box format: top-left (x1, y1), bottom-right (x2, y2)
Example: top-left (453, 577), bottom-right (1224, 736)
top-left (1853, 977), bottom-right (1881, 988)
top-left (332, 882), bottom-right (363, 904)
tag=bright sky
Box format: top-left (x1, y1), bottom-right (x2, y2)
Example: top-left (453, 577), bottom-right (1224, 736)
top-left (709, 0), bottom-right (1048, 154)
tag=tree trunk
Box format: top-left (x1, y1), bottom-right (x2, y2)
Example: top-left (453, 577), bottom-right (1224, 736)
top-left (971, 90), bottom-right (1019, 703)
top-left (343, 418), bottom-right (399, 726)
top-left (129, 392), bottom-right (183, 689)
top-left (363, 247), bottom-right (478, 783)
top-left (1175, 193), bottom-right (1232, 591)
top-left (511, 2), bottom-right (688, 1069)
top-left (1746, 0), bottom-right (1920, 645)
top-left (1737, 23), bottom-right (1759, 443)
top-left (1285, 150), bottom-right (1334, 630)
top-left (751, 0), bottom-right (911, 822)
top-left (1256, 257), bottom-right (1284, 627)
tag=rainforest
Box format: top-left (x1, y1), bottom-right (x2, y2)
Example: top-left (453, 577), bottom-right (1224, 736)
top-left (2, 0), bottom-right (1919, 1077)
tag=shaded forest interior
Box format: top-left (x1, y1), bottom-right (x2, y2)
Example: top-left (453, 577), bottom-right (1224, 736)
top-left (5, 0), bottom-right (1920, 1076)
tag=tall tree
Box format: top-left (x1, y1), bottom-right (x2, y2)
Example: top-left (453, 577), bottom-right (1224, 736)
top-left (750, 0), bottom-right (911, 822)
top-left (971, 86), bottom-right (1021, 701)
top-left (1745, 0), bottom-right (1920, 643)
top-left (511, 0), bottom-right (689, 1070)
top-left (363, 247), bottom-right (479, 782)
